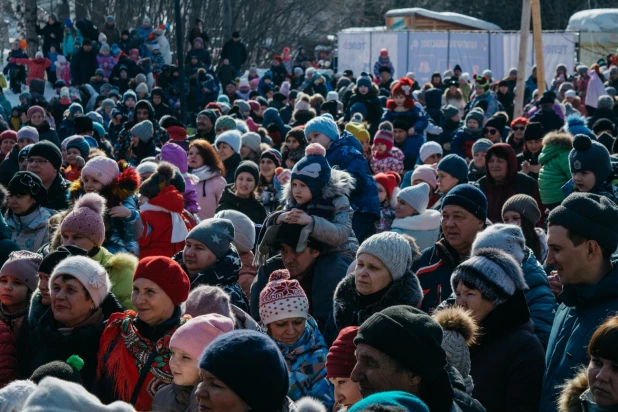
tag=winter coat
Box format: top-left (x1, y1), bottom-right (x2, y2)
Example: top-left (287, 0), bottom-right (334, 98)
top-left (28, 120), bottom-right (61, 148)
top-left (381, 105), bottom-right (429, 136)
top-left (540, 265), bottom-right (618, 412)
top-left (262, 108), bottom-right (292, 148)
top-left (0, 95), bottom-right (12, 122)
top-left (333, 269), bottom-right (423, 333)
top-left (222, 153), bottom-right (242, 184)
top-left (373, 57), bottom-right (394, 77)
top-left (101, 24), bottom-right (121, 46)
top-left (220, 39), bottom-right (247, 71)
top-left (517, 149), bottom-right (540, 180)
top-left (70, 48), bottom-right (98, 86)
top-left (139, 185), bottom-right (198, 259)
top-left (10, 57), bottom-right (51, 85)
top-left (530, 108), bottom-right (565, 133)
top-left (451, 127), bottom-right (484, 159)
top-left (469, 290), bottom-right (545, 412)
top-left (36, 21), bottom-right (63, 55)
top-left (326, 131), bottom-right (380, 219)
top-left (172, 245), bottom-right (249, 313)
top-left (62, 29), bottom-right (83, 58)
top-left (557, 369), bottom-right (609, 412)
top-left (271, 63), bottom-right (288, 87)
top-left (191, 166), bottom-right (227, 220)
top-left (344, 86), bottom-right (384, 136)
top-left (370, 147), bottom-right (405, 175)
top-left (587, 107), bottom-right (618, 131)
top-left (129, 139), bottom-right (160, 166)
top-left (91, 247), bottom-right (138, 310)
top-left (468, 162), bottom-right (486, 182)
top-left (391, 209), bottom-right (441, 251)
top-left (0, 214), bottom-right (19, 268)
top-left (216, 184), bottom-right (267, 225)
top-left (470, 91), bottom-right (502, 118)
top-left (394, 134), bottom-right (428, 171)
top-left (5, 207), bottom-right (55, 252)
top-left (274, 317), bottom-right (334, 409)
top-left (97, 54), bottom-right (117, 79)
top-left (538, 132), bottom-right (573, 205)
top-left (475, 143), bottom-right (543, 223)
top-left (151, 383), bottom-right (198, 412)
top-left (0, 320), bottom-right (17, 388)
top-left (42, 174), bottom-right (71, 212)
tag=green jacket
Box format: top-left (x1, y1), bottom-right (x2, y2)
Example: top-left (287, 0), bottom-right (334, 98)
top-left (91, 247), bottom-right (137, 310)
top-left (538, 133), bottom-right (573, 205)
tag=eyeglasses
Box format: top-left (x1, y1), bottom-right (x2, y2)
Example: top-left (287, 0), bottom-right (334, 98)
top-left (27, 158), bottom-right (49, 165)
top-left (483, 128), bottom-right (498, 135)
top-left (513, 127), bottom-right (525, 131)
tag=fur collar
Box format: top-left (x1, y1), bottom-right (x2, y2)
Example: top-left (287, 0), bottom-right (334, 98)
top-left (392, 210), bottom-right (441, 231)
top-left (281, 168), bottom-right (355, 205)
top-left (542, 132), bottom-right (573, 149)
top-left (558, 368), bottom-right (588, 412)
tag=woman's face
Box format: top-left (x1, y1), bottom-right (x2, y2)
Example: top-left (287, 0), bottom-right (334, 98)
top-left (183, 238), bottom-right (218, 276)
top-left (30, 112), bottom-right (44, 126)
top-left (38, 271), bottom-right (51, 306)
top-left (82, 175), bottom-right (105, 193)
top-left (1, 139), bottom-right (16, 155)
top-left (502, 211), bottom-right (522, 227)
top-left (437, 171), bottom-right (458, 194)
top-left (259, 158), bottom-right (276, 179)
top-left (216, 142), bottom-right (234, 161)
top-left (328, 377), bottom-right (363, 410)
top-left (187, 146), bottom-right (205, 169)
top-left (195, 369), bottom-right (250, 412)
top-left (169, 347), bottom-right (200, 386)
top-left (454, 280), bottom-right (495, 321)
top-left (355, 253), bottom-right (392, 295)
top-left (7, 192), bottom-right (36, 215)
top-left (512, 124), bottom-right (526, 139)
top-left (588, 356), bottom-right (618, 408)
top-left (525, 139), bottom-right (542, 154)
top-left (51, 275), bottom-right (94, 327)
top-left (239, 145), bottom-right (253, 159)
top-left (286, 137), bottom-right (300, 150)
top-left (235, 172), bottom-right (256, 198)
top-left (268, 317), bottom-right (306, 345)
top-left (132, 278), bottom-right (175, 326)
top-left (394, 197), bottom-right (417, 219)
top-left (358, 85), bottom-right (369, 95)
top-left (61, 231), bottom-right (96, 252)
top-left (0, 275), bottom-right (30, 312)
top-left (488, 154), bottom-right (508, 182)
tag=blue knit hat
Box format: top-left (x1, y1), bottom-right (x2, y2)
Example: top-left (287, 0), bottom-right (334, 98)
top-left (564, 114), bottom-right (595, 139)
top-left (437, 154), bottom-right (469, 183)
top-left (304, 115), bottom-right (340, 142)
top-left (291, 144), bottom-right (332, 198)
top-left (68, 103), bottom-right (83, 117)
top-left (199, 330), bottom-right (289, 410)
top-left (569, 134), bottom-right (612, 187)
top-left (65, 136), bottom-right (90, 158)
top-left (349, 391), bottom-right (429, 412)
top-left (442, 184), bottom-right (488, 222)
top-left (356, 72), bottom-right (372, 89)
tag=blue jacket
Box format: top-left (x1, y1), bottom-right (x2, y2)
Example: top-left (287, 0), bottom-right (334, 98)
top-left (326, 131), bottom-right (380, 218)
top-left (394, 134), bottom-right (426, 171)
top-left (451, 127), bottom-right (483, 159)
top-left (381, 105), bottom-right (429, 135)
top-left (540, 264), bottom-right (618, 411)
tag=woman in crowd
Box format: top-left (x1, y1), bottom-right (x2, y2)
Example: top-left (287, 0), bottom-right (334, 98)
top-left (258, 148), bottom-right (282, 213)
top-left (326, 326), bottom-right (363, 412)
top-left (25, 106), bottom-right (61, 148)
top-left (216, 160), bottom-right (267, 224)
top-left (502, 194), bottom-right (548, 262)
top-left (442, 79), bottom-right (465, 117)
top-left (517, 122), bottom-right (544, 180)
top-left (214, 130), bottom-right (243, 184)
top-left (187, 139), bottom-right (227, 220)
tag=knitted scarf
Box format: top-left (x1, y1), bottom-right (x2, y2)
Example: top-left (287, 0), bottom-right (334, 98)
top-left (287, 196), bottom-right (335, 220)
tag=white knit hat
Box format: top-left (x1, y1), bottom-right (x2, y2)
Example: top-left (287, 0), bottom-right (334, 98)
top-left (472, 224), bottom-right (526, 265)
top-left (356, 232), bottom-right (414, 281)
top-left (50, 256), bottom-right (110, 308)
top-left (397, 182), bottom-right (430, 214)
top-left (419, 141), bottom-right (443, 162)
top-left (215, 210), bottom-right (256, 253)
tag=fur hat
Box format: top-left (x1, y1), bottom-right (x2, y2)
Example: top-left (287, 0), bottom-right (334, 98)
top-left (81, 156), bottom-right (120, 186)
top-left (51, 256), bottom-right (110, 308)
top-left (0, 251), bottom-right (42, 292)
top-left (169, 314), bottom-right (234, 360)
top-left (215, 130), bottom-right (242, 154)
top-left (411, 165), bottom-right (438, 190)
top-left (182, 284), bottom-right (233, 318)
top-left (291, 144), bottom-right (332, 198)
top-left (259, 269), bottom-right (309, 325)
top-left (472, 224), bottom-right (526, 265)
top-left (60, 193), bottom-right (106, 247)
top-left (133, 256), bottom-right (190, 306)
top-left (357, 232), bottom-right (413, 280)
top-left (214, 210), bottom-right (256, 253)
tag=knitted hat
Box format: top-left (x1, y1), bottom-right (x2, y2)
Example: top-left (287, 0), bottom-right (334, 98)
top-left (472, 224), bottom-right (526, 265)
top-left (593, 118), bottom-right (616, 135)
top-left (442, 184), bottom-right (488, 222)
top-left (214, 210), bottom-right (255, 253)
top-left (437, 154), bottom-right (469, 183)
top-left (65, 136), bottom-right (90, 159)
top-left (345, 122), bottom-right (370, 142)
top-left (186, 218), bottom-right (235, 260)
top-left (412, 165), bottom-right (438, 189)
top-left (131, 120), bottom-right (154, 143)
top-left (472, 138), bottom-right (493, 155)
top-left (214, 115), bottom-right (236, 132)
top-left (0, 130), bottom-right (17, 143)
top-left (286, 127), bottom-right (308, 145)
top-left (30, 355), bottom-right (84, 385)
top-left (355, 306), bottom-right (447, 382)
top-left (26, 105), bottom-right (45, 120)
top-left (133, 256), bottom-right (190, 306)
top-left (60, 193), bottom-right (106, 247)
top-left (348, 391), bottom-right (429, 412)
top-left (397, 183), bottom-right (430, 214)
top-left (305, 115), bottom-right (340, 142)
top-left (441, 105), bottom-right (459, 120)
top-left (569, 134), bottom-right (612, 186)
top-left (539, 90), bottom-right (556, 105)
top-left (18, 145), bottom-right (33, 160)
top-left (565, 90), bottom-right (577, 98)
top-left (17, 126), bottom-right (39, 143)
top-left (199, 330), bottom-right (289, 410)
top-left (235, 119), bottom-right (248, 135)
top-left (261, 149), bottom-right (282, 168)
top-left (135, 161), bottom-right (157, 176)
top-left (597, 95), bottom-right (614, 110)
top-left (451, 248), bottom-right (527, 306)
top-left (169, 314), bottom-right (234, 360)
top-left (565, 115), bottom-right (595, 139)
top-left (548, 192), bottom-right (618, 252)
top-left (235, 160), bottom-right (259, 184)
top-left (0, 251), bottom-right (42, 292)
top-left (241, 132), bottom-right (261, 153)
top-left (135, 83), bottom-right (149, 95)
top-left (418, 141), bottom-right (443, 163)
top-left (161, 143), bottom-right (188, 173)
top-left (50, 256), bottom-right (110, 308)
top-left (74, 115), bottom-right (94, 134)
top-left (139, 161), bottom-right (186, 199)
top-left (81, 156), bottom-right (120, 186)
top-left (215, 130), bottom-right (242, 154)
top-left (357, 232), bottom-right (414, 280)
top-left (523, 122), bottom-right (545, 141)
top-left (235, 99), bottom-right (251, 114)
top-left (291, 143), bottom-right (332, 198)
top-left (259, 269), bottom-right (309, 325)
top-left (465, 108), bottom-right (484, 126)
top-left (7, 171), bottom-right (47, 204)
top-left (326, 326), bottom-right (359, 379)
top-left (598, 132), bottom-right (616, 154)
top-left (38, 246), bottom-right (88, 275)
top-left (374, 130), bottom-right (394, 152)
top-left (502, 194), bottom-right (541, 225)
top-left (356, 72), bottom-right (372, 89)
top-left (474, 74), bottom-right (490, 90)
top-left (69, 103), bottom-right (83, 117)
top-left (182, 285), bottom-right (233, 319)
top-left (374, 171), bottom-right (401, 200)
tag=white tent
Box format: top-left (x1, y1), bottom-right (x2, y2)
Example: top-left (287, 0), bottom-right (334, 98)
top-left (566, 9), bottom-right (618, 32)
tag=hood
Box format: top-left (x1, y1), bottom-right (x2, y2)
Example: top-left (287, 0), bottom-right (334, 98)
top-left (135, 99), bottom-right (155, 120)
top-left (539, 133), bottom-right (573, 164)
top-left (148, 185), bottom-right (185, 213)
top-left (161, 142), bottom-right (188, 173)
top-left (282, 168), bottom-right (355, 205)
top-left (392, 209), bottom-right (441, 231)
top-left (558, 368), bottom-right (588, 412)
top-left (485, 143), bottom-right (518, 185)
top-left (82, 83), bottom-right (98, 100)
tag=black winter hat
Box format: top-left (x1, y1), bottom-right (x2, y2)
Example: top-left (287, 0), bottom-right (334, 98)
top-left (38, 245), bottom-right (89, 274)
top-left (549, 192), bottom-right (618, 252)
top-left (7, 171), bottom-right (47, 204)
top-left (30, 355), bottom-right (84, 385)
top-left (28, 141), bottom-right (62, 171)
top-left (523, 122), bottom-right (545, 141)
top-left (355, 305), bottom-right (447, 382)
top-left (592, 118), bottom-right (616, 135)
top-left (569, 134), bottom-right (612, 186)
top-left (74, 114), bottom-right (94, 134)
top-left (485, 115), bottom-right (506, 133)
top-left (234, 160), bottom-right (259, 184)
top-left (598, 132), bottom-right (615, 154)
top-left (539, 90), bottom-right (556, 105)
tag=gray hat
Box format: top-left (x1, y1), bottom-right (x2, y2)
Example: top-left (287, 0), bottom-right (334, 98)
top-left (472, 138), bottom-right (493, 155)
top-left (598, 95), bottom-right (615, 110)
top-left (17, 126), bottom-right (40, 143)
top-left (101, 98), bottom-right (116, 111)
top-left (187, 218), bottom-right (235, 260)
top-left (607, 87), bottom-right (617, 97)
top-left (131, 120), bottom-right (154, 142)
top-left (465, 109), bottom-right (485, 127)
top-left (235, 100), bottom-right (251, 114)
top-left (215, 210), bottom-right (256, 253)
top-left (136, 83), bottom-right (149, 95)
top-left (502, 194), bottom-right (541, 225)
top-left (397, 183), bottom-right (430, 214)
top-left (441, 105), bottom-right (459, 120)
top-left (241, 132), bottom-right (261, 153)
top-left (357, 232), bottom-right (413, 280)
top-left (215, 130), bottom-right (242, 153)
top-left (451, 248), bottom-right (527, 306)
top-left (472, 224), bottom-right (526, 265)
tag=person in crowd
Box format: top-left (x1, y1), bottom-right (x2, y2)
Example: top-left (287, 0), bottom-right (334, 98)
top-left (216, 160), bottom-right (266, 224)
top-left (351, 305), bottom-right (485, 411)
top-left (370, 129), bottom-right (404, 175)
top-left (565, 134), bottom-right (615, 201)
top-left (160, 143), bottom-right (200, 215)
top-left (258, 148), bottom-right (282, 213)
top-left (0, 130), bottom-right (29, 187)
top-left (151, 314), bottom-right (234, 412)
top-left (475, 143), bottom-right (542, 223)
top-left (128, 120), bottom-right (159, 166)
top-left (259, 269), bottom-right (334, 407)
top-left (345, 122), bottom-right (371, 162)
top-left (517, 122), bottom-right (544, 180)
top-left (190, 110), bottom-right (218, 143)
top-left (343, 73), bottom-right (383, 137)
top-left (26, 141), bottom-right (70, 211)
top-left (468, 138), bottom-right (492, 182)
top-left (433, 154), bottom-right (469, 210)
top-left (470, 75), bottom-right (501, 118)
top-left (0, 130), bottom-right (17, 164)
top-left (391, 183), bottom-right (441, 250)
top-left (326, 326), bottom-right (363, 412)
top-left (381, 78), bottom-right (429, 140)
top-left (20, 256), bottom-right (120, 388)
top-left (502, 194), bottom-right (548, 262)
top-left (530, 91), bottom-right (564, 133)
top-left (70, 39), bottom-right (98, 87)
top-left (506, 117), bottom-right (529, 154)
top-left (187, 139), bottom-right (227, 220)
top-left (24, 106), bottom-right (61, 148)
top-left (541, 193), bottom-right (618, 411)
top-left (538, 132), bottom-right (573, 210)
top-left (482, 113), bottom-right (508, 144)
top-left (95, 256), bottom-right (190, 410)
top-left (333, 231), bottom-right (423, 335)
top-left (220, 31), bottom-right (247, 76)
top-left (413, 184), bottom-right (487, 313)
top-left (214, 130), bottom-right (242, 184)
top-left (451, 108), bottom-right (485, 160)
top-left (63, 135), bottom-right (89, 182)
top-left (240, 132), bottom-right (262, 163)
top-left (374, 171), bottom-right (400, 233)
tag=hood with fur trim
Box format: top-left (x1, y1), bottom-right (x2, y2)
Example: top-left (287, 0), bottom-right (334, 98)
top-left (558, 368), bottom-right (588, 412)
top-left (281, 168), bottom-right (355, 206)
top-left (539, 132), bottom-right (573, 165)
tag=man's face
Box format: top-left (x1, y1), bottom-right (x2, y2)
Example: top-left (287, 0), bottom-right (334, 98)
top-left (392, 128), bottom-right (407, 143)
top-left (196, 114), bottom-right (213, 131)
top-left (83, 44), bottom-right (92, 52)
top-left (27, 156), bottom-right (57, 185)
top-left (226, 84), bottom-right (236, 94)
top-left (546, 225), bottom-right (592, 286)
top-left (351, 343), bottom-right (418, 398)
top-left (280, 243), bottom-right (319, 280)
top-left (136, 108), bottom-right (149, 122)
top-left (441, 205), bottom-right (483, 255)
top-left (152, 95), bottom-right (161, 105)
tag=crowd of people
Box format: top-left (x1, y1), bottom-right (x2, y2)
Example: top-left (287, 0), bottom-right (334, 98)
top-left (0, 11), bottom-right (617, 412)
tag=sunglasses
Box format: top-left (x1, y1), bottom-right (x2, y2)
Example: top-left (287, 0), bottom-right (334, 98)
top-left (513, 127), bottom-right (525, 131)
top-left (483, 128), bottom-right (498, 135)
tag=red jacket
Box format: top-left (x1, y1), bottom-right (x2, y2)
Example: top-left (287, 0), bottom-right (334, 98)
top-left (139, 186), bottom-right (197, 259)
top-left (0, 320), bottom-right (17, 388)
top-left (10, 57), bottom-right (52, 85)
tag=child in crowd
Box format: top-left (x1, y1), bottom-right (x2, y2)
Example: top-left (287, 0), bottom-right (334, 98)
top-left (468, 138), bottom-right (493, 182)
top-left (374, 172), bottom-right (400, 233)
top-left (64, 136), bottom-right (90, 181)
top-left (451, 108), bottom-right (485, 160)
top-left (381, 77), bottom-right (428, 137)
top-left (97, 43), bottom-right (116, 79)
top-left (370, 129), bottom-right (404, 174)
top-left (281, 127), bottom-right (308, 169)
top-left (411, 164), bottom-right (440, 207)
top-left (46, 44), bottom-right (59, 85)
top-left (345, 122), bottom-right (371, 162)
top-left (391, 183), bottom-right (441, 250)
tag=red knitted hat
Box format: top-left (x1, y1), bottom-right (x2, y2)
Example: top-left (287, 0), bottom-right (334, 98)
top-left (133, 256), bottom-right (191, 306)
top-left (374, 130), bottom-right (394, 152)
top-left (0, 130), bottom-right (17, 143)
top-left (374, 171), bottom-right (401, 199)
top-left (326, 326), bottom-right (360, 379)
top-left (388, 78), bottom-right (415, 110)
top-left (259, 269), bottom-right (308, 325)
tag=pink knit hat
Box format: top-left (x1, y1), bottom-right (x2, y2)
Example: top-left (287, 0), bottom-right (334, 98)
top-left (0, 251), bottom-right (42, 292)
top-left (411, 164), bottom-right (438, 190)
top-left (169, 314), bottom-right (235, 359)
top-left (81, 156), bottom-right (119, 186)
top-left (259, 269), bottom-right (309, 325)
top-left (60, 193), bottom-right (106, 247)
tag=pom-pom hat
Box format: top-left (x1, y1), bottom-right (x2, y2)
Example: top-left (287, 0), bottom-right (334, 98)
top-left (81, 156), bottom-right (120, 186)
top-left (374, 130), bottom-right (394, 152)
top-left (259, 269), bottom-right (309, 325)
top-left (60, 193), bottom-right (106, 247)
top-left (569, 134), bottom-right (612, 188)
top-left (291, 143), bottom-right (332, 198)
